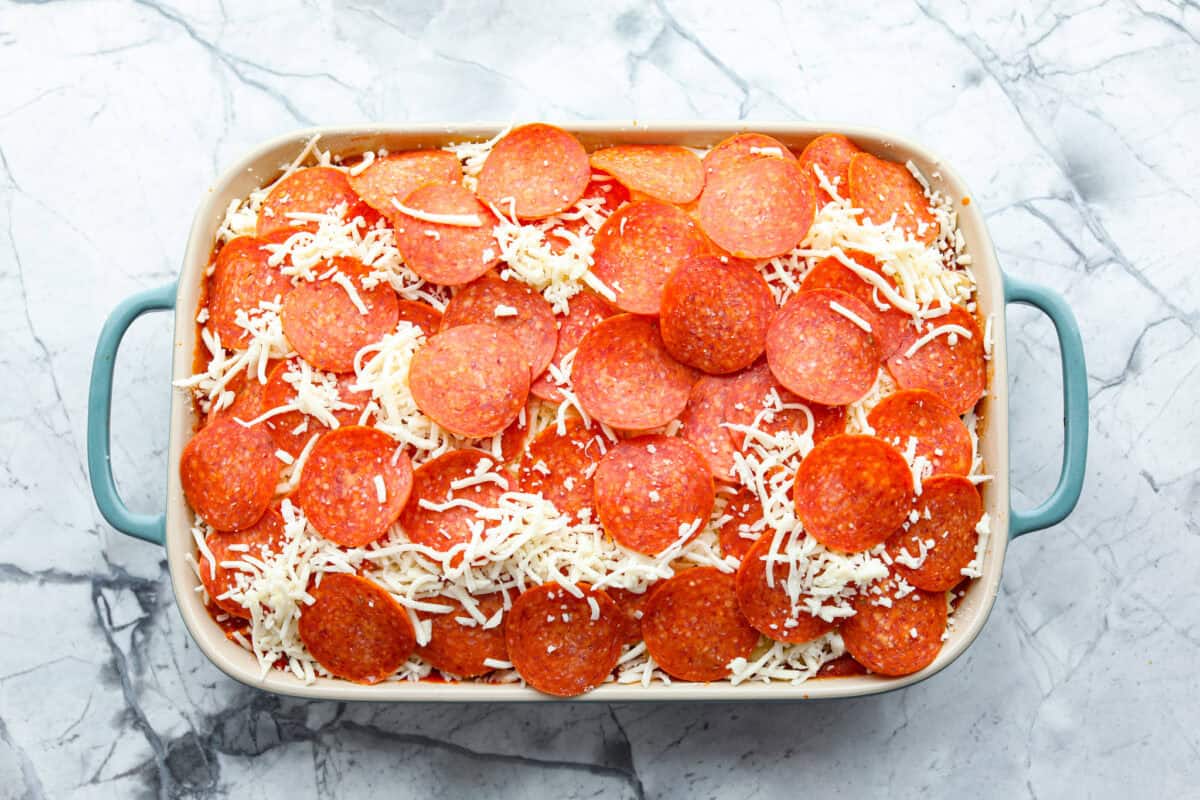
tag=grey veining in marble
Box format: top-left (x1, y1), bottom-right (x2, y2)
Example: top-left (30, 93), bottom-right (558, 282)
top-left (1, 0), bottom-right (1198, 797)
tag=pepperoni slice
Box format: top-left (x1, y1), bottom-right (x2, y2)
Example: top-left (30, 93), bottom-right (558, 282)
top-left (815, 654), bottom-right (868, 678)
top-left (793, 434), bottom-right (913, 553)
top-left (678, 375), bottom-right (739, 482)
top-left (441, 274), bottom-right (558, 380)
top-left (505, 583), bottom-right (623, 696)
top-left (519, 418), bottom-right (610, 521)
top-left (476, 124), bottom-right (590, 219)
top-left (593, 436), bottom-right (714, 556)
top-left (395, 298), bottom-right (444, 337)
top-left (280, 257), bottom-right (400, 373)
top-left (589, 145), bottom-right (704, 205)
top-left (389, 183), bottom-right (501, 286)
top-left (847, 152), bottom-right (938, 245)
top-left (641, 567), bottom-right (759, 682)
top-left (797, 133), bottom-right (862, 203)
top-left (298, 573), bottom-right (415, 684)
top-left (416, 592), bottom-right (509, 678)
top-left (590, 201), bottom-right (708, 314)
top-left (409, 325), bottom-right (529, 438)
top-left (606, 586), bottom-right (656, 646)
top-left (498, 411), bottom-right (530, 464)
top-left (572, 314), bottom-right (697, 430)
top-left (348, 150), bottom-right (463, 215)
top-left (886, 475), bottom-right (983, 592)
top-left (545, 176), bottom-right (629, 253)
top-left (766, 288), bottom-right (879, 406)
top-left (297, 426), bottom-right (413, 547)
top-left (718, 487), bottom-right (762, 560)
top-left (204, 362), bottom-right (276, 427)
top-left (260, 360), bottom-right (371, 457)
top-left (399, 449), bottom-right (506, 553)
top-left (199, 506), bottom-right (287, 619)
top-left (867, 390), bottom-right (972, 476)
top-left (841, 575), bottom-right (947, 676)
top-left (207, 236), bottom-right (291, 345)
top-left (180, 417), bottom-right (278, 531)
top-left (659, 255), bottom-right (775, 375)
top-left (799, 251), bottom-right (912, 359)
top-left (735, 533), bottom-right (837, 644)
top-left (885, 305), bottom-right (987, 414)
top-left (723, 362), bottom-right (846, 450)
top-left (257, 167), bottom-right (371, 239)
top-left (529, 291), bottom-right (616, 402)
top-left (697, 154), bottom-right (815, 259)
top-left (702, 133), bottom-right (796, 178)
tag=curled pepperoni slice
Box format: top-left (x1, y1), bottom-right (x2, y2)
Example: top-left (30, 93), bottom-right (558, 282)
top-left (766, 288), bottom-right (879, 406)
top-left (280, 257), bottom-right (400, 373)
top-left (698, 154), bottom-right (815, 259)
top-left (416, 592), bottom-right (509, 678)
top-left (395, 298), bottom-right (444, 338)
top-left (257, 167), bottom-right (372, 239)
top-left (441, 274), bottom-right (558, 380)
top-left (793, 434), bottom-right (914, 553)
top-left (847, 152), bottom-right (939, 245)
top-left (519, 418), bottom-right (610, 521)
top-left (589, 145), bottom-right (704, 205)
top-left (390, 183), bottom-right (501, 286)
top-left (348, 150), bottom-right (463, 215)
top-left (298, 573), bottom-right (415, 684)
top-left (678, 374), bottom-right (740, 482)
top-left (207, 236), bottom-right (291, 345)
top-left (260, 360), bottom-right (370, 457)
top-left (735, 533), bottom-right (837, 644)
top-left (296, 426), bottom-right (413, 547)
top-left (641, 567), bottom-right (759, 682)
top-left (799, 251), bottom-right (912, 359)
top-left (529, 291), bottom-right (615, 402)
top-left (399, 449), bottom-right (506, 553)
top-left (591, 201), bottom-right (708, 314)
top-left (885, 305), bottom-right (987, 415)
top-left (659, 255), bottom-right (775, 374)
top-left (593, 435), bottom-right (714, 556)
top-left (885, 475), bottom-right (983, 592)
top-left (797, 133), bottom-right (862, 203)
top-left (723, 362), bottom-right (846, 450)
top-left (505, 584), bottom-right (623, 696)
top-left (476, 124), bottom-right (590, 219)
top-left (702, 133), bottom-right (796, 178)
top-left (181, 417), bottom-right (278, 531)
top-left (199, 506), bottom-right (286, 619)
top-left (841, 575), bottom-right (947, 676)
top-left (572, 314), bottom-right (697, 430)
top-left (867, 390), bottom-right (972, 476)
top-left (408, 325), bottom-right (530, 438)
top-left (718, 487), bottom-right (763, 561)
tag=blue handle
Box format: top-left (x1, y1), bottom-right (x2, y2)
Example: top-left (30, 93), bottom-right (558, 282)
top-left (1003, 274), bottom-right (1088, 538)
top-left (87, 282), bottom-right (178, 545)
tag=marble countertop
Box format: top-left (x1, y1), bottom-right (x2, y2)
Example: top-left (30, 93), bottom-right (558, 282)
top-left (3, 0), bottom-right (1197, 797)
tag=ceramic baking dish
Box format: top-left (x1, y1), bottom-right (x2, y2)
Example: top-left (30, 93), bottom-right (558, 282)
top-left (86, 123), bottom-right (1088, 701)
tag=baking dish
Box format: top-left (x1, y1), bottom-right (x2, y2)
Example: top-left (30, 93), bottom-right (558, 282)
top-left (86, 122), bottom-right (1088, 701)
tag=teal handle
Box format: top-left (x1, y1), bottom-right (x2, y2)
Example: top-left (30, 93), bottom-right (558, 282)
top-left (1004, 274), bottom-right (1088, 538)
top-left (87, 282), bottom-right (178, 545)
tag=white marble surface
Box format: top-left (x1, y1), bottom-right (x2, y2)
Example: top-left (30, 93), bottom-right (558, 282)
top-left (2, 0), bottom-right (1198, 796)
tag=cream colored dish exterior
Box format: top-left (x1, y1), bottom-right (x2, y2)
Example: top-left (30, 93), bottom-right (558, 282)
top-left (166, 123), bottom-right (1010, 701)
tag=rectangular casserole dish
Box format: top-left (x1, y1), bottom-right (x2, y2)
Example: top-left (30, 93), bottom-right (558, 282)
top-left (87, 122), bottom-right (1088, 701)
